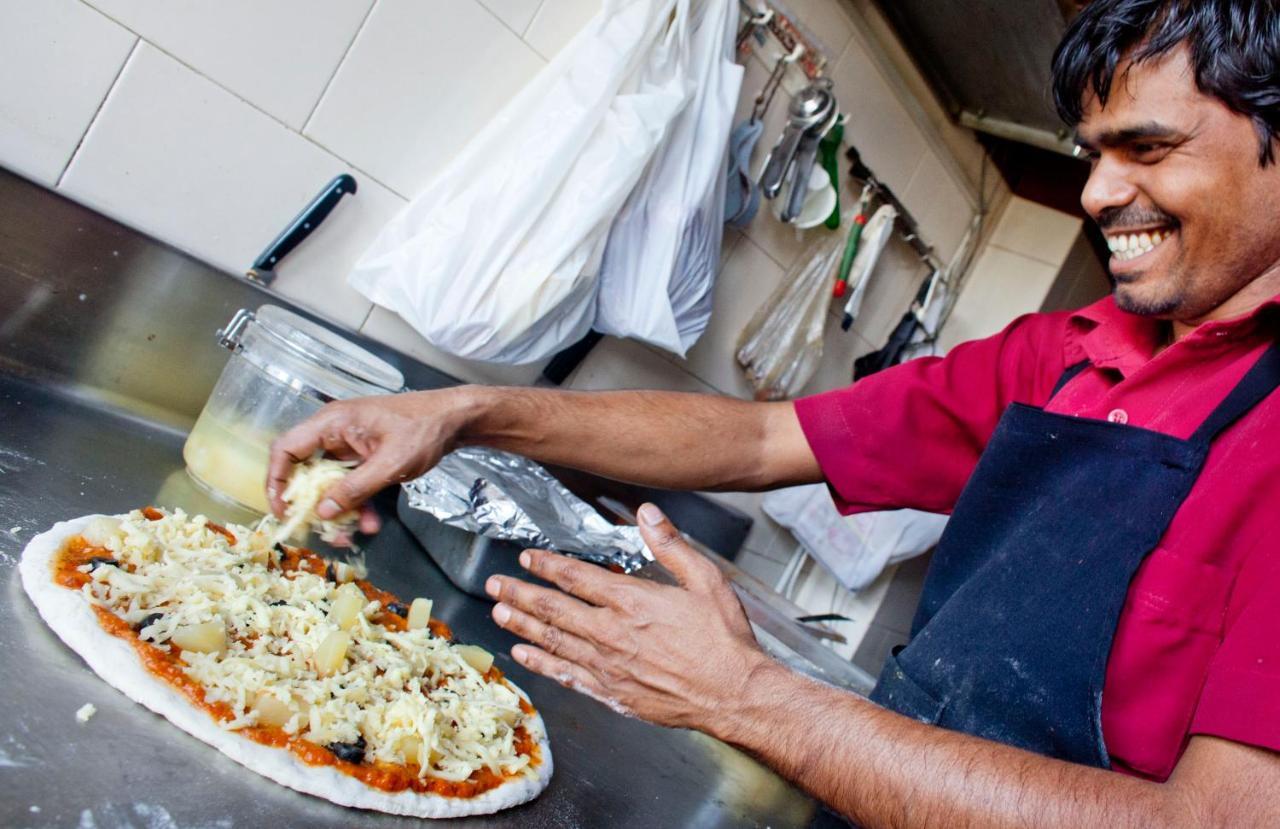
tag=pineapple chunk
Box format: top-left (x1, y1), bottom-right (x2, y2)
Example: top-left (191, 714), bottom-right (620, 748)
top-left (407, 597), bottom-right (433, 631)
top-left (314, 630), bottom-right (350, 676)
top-left (252, 692), bottom-right (293, 728)
top-left (455, 644), bottom-right (493, 674)
top-left (329, 583), bottom-right (365, 631)
top-left (171, 620), bottom-right (226, 654)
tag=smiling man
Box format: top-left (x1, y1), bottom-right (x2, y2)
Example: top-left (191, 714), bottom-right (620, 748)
top-left (269, 0), bottom-right (1280, 825)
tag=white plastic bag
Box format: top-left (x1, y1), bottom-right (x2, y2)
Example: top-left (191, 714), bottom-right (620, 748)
top-left (735, 226), bottom-right (845, 400)
top-left (594, 0), bottom-right (743, 355)
top-left (350, 0), bottom-right (693, 364)
top-left (763, 484), bottom-right (948, 593)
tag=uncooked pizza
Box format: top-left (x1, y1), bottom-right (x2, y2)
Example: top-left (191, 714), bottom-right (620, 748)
top-left (19, 507), bottom-right (552, 818)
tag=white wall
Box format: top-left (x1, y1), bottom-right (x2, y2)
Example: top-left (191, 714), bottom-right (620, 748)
top-left (939, 196), bottom-right (1084, 352)
top-left (2, 0), bottom-right (1076, 606)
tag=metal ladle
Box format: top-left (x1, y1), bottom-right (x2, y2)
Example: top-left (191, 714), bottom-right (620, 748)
top-left (759, 78), bottom-right (836, 201)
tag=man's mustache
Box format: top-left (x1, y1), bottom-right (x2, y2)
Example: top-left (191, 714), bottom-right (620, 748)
top-left (1095, 205), bottom-right (1179, 231)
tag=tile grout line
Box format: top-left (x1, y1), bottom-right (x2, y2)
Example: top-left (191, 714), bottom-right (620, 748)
top-left (986, 239), bottom-right (1074, 270)
top-left (57, 36), bottom-right (141, 190)
top-left (301, 0), bottom-right (380, 136)
top-left (639, 341), bottom-right (734, 397)
top-left (520, 0), bottom-right (549, 37)
top-left (75, 3), bottom-right (413, 202)
top-left (474, 0), bottom-right (540, 46)
top-left (77, 1), bottom-right (321, 136)
top-left (298, 131), bottom-right (411, 201)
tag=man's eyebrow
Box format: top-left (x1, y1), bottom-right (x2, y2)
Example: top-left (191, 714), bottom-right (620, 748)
top-left (1074, 121), bottom-right (1188, 150)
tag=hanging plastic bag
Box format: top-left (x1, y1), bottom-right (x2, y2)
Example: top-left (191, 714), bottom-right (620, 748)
top-left (763, 484), bottom-right (947, 592)
top-left (349, 0), bottom-right (694, 364)
top-left (735, 227), bottom-right (845, 400)
top-left (594, 0), bottom-right (743, 355)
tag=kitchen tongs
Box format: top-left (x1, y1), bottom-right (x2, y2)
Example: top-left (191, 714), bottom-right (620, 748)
top-left (759, 78), bottom-right (836, 223)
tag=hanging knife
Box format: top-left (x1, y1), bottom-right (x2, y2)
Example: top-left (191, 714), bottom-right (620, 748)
top-left (246, 173), bottom-right (357, 286)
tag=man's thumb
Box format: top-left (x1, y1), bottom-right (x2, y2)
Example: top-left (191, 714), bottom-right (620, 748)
top-left (638, 503), bottom-right (711, 588)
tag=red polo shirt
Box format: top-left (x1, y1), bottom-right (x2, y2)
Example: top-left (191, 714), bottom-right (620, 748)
top-left (795, 295), bottom-right (1280, 781)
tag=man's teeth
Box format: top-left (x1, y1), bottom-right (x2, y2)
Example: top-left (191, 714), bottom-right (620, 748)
top-left (1108, 229), bottom-right (1172, 260)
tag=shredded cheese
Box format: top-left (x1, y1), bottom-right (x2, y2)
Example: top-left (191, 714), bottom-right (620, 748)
top-left (269, 458), bottom-right (360, 545)
top-left (79, 508), bottom-right (539, 781)
top-left (75, 703), bottom-right (97, 724)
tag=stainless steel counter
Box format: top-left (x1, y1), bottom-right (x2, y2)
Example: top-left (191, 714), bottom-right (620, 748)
top-left (0, 373), bottom-right (816, 828)
top-left (0, 169), bottom-right (830, 827)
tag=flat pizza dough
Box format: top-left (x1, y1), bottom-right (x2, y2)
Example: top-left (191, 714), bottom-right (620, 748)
top-left (19, 515), bottom-right (553, 818)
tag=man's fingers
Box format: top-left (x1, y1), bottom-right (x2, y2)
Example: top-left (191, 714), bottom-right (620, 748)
top-left (358, 503), bottom-right (381, 535)
top-left (637, 503), bottom-right (719, 589)
top-left (492, 602), bottom-right (599, 666)
top-left (509, 644), bottom-right (610, 702)
top-left (518, 549), bottom-right (636, 608)
top-left (485, 575), bottom-right (600, 640)
top-left (315, 451), bottom-right (402, 518)
top-left (266, 421), bottom-right (328, 517)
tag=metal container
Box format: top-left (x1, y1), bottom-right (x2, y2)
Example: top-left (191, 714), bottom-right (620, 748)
top-left (396, 489), bottom-right (547, 598)
top-left (183, 305), bottom-right (404, 513)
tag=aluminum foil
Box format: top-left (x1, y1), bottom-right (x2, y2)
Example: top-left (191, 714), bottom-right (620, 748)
top-left (401, 447), bottom-right (653, 572)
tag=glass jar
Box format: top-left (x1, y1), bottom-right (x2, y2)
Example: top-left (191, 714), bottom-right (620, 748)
top-left (183, 305), bottom-right (404, 514)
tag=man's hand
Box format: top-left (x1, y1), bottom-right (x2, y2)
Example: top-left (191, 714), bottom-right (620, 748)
top-left (266, 388), bottom-right (477, 527)
top-left (486, 503), bottom-right (769, 730)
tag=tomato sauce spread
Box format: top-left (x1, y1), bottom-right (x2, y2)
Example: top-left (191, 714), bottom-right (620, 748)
top-left (53, 521), bottom-right (539, 797)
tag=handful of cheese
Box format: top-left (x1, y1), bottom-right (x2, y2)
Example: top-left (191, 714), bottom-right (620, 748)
top-left (271, 458), bottom-right (360, 545)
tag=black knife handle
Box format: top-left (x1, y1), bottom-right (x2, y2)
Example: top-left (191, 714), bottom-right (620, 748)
top-left (252, 173), bottom-right (357, 272)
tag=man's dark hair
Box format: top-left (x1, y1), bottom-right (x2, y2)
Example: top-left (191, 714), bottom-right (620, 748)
top-left (1051, 0), bottom-right (1280, 165)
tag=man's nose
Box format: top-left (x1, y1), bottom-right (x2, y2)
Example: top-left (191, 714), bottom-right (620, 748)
top-left (1080, 155), bottom-right (1139, 221)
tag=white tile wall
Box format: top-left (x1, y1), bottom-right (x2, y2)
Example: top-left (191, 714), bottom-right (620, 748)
top-left (479, 0), bottom-right (546, 36)
top-left (0, 0), bottom-right (135, 186)
top-left (826, 34), bottom-right (929, 197)
top-left (990, 195), bottom-right (1084, 267)
top-left (780, 0), bottom-right (855, 57)
top-left (82, 0), bottom-right (374, 130)
top-left (360, 306), bottom-right (548, 386)
top-left (901, 150), bottom-right (975, 264)
top-left (566, 338), bottom-right (717, 394)
top-left (522, 0), bottom-right (601, 60)
top-left (305, 0), bottom-right (545, 197)
top-left (58, 44), bottom-right (393, 330)
top-left (937, 245), bottom-right (1061, 351)
top-left (676, 236), bottom-right (789, 398)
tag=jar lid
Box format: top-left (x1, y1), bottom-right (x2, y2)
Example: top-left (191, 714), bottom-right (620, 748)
top-left (219, 305), bottom-right (405, 401)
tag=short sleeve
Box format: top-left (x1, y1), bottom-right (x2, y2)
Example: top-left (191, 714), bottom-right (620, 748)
top-left (793, 312), bottom-right (1070, 515)
top-left (1190, 550), bottom-right (1280, 753)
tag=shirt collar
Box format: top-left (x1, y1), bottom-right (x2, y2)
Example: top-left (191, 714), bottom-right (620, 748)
top-left (1067, 294), bottom-right (1280, 376)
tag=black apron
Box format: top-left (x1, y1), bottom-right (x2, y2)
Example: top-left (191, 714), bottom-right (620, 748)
top-left (869, 343), bottom-right (1280, 767)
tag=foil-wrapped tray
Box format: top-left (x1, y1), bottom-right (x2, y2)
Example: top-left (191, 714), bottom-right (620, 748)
top-left (401, 447), bottom-right (653, 577)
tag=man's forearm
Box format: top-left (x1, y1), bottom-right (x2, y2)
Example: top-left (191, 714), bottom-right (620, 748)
top-left (449, 385), bottom-right (820, 492)
top-left (713, 659), bottom-right (1207, 829)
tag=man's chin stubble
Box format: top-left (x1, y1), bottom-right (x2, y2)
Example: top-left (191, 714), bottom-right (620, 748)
top-left (1112, 284), bottom-right (1184, 317)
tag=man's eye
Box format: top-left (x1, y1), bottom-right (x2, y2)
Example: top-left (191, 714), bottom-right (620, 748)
top-left (1131, 143), bottom-right (1168, 161)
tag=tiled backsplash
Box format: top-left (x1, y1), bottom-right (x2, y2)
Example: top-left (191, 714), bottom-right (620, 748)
top-left (2, 0), bottom-right (1088, 613)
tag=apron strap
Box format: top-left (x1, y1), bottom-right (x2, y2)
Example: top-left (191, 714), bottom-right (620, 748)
top-left (1191, 341), bottom-right (1280, 443)
top-left (1049, 359), bottom-right (1091, 401)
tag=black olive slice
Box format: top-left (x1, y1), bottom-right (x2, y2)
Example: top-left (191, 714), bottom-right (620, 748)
top-left (326, 735), bottom-right (367, 764)
top-left (135, 612), bottom-right (163, 631)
